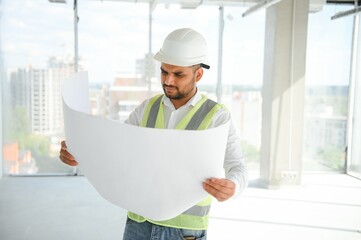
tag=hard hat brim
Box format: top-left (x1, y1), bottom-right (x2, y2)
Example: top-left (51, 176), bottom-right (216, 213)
top-left (154, 51), bottom-right (210, 69)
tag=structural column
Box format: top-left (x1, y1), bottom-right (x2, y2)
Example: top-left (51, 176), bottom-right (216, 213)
top-left (260, 0), bottom-right (309, 187)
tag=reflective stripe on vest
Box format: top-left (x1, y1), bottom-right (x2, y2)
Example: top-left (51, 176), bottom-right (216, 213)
top-left (182, 204), bottom-right (211, 217)
top-left (141, 94), bottom-right (224, 130)
top-left (129, 94), bottom-right (226, 230)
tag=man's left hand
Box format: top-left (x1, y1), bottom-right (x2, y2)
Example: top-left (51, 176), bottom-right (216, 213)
top-left (202, 178), bottom-right (235, 202)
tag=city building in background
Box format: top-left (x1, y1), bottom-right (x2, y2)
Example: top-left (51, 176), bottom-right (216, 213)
top-left (3, 57), bottom-right (78, 174)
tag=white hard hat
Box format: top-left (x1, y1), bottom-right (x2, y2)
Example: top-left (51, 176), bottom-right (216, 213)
top-left (154, 28), bottom-right (210, 69)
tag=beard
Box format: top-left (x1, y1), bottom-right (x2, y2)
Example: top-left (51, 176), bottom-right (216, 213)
top-left (162, 83), bottom-right (196, 100)
top-left (162, 74), bottom-right (197, 100)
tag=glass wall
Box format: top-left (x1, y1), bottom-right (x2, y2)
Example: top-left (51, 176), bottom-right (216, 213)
top-left (304, 4), bottom-right (352, 172)
top-left (1, 1), bottom-right (265, 175)
top-left (1, 0), bottom-right (75, 174)
top-left (77, 1), bottom-right (159, 122)
top-left (2, 1), bottom-right (359, 177)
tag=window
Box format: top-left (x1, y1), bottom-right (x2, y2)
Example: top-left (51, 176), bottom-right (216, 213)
top-left (222, 7), bottom-right (264, 173)
top-left (304, 4), bottom-right (352, 172)
top-left (2, 1), bottom-right (358, 178)
top-left (1, 0), bottom-right (75, 174)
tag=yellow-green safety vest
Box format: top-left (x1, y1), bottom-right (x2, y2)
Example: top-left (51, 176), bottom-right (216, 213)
top-left (128, 94), bottom-right (226, 230)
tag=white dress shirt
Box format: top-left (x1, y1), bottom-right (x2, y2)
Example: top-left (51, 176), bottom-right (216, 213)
top-left (125, 90), bottom-right (248, 197)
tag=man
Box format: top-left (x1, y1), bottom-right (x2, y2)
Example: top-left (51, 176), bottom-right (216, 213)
top-left (60, 28), bottom-right (248, 240)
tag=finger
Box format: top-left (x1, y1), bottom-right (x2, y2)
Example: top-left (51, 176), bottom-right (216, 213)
top-left (59, 141), bottom-right (78, 166)
top-left (60, 149), bottom-right (75, 161)
top-left (204, 179), bottom-right (236, 202)
top-left (203, 183), bottom-right (230, 202)
top-left (204, 182), bottom-right (233, 199)
top-left (204, 179), bottom-right (235, 195)
top-left (59, 141), bottom-right (75, 161)
top-left (61, 140), bottom-right (67, 150)
top-left (207, 178), bottom-right (235, 189)
top-left (59, 154), bottom-right (78, 166)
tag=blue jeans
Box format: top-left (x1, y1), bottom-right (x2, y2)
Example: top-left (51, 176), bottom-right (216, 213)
top-left (123, 217), bottom-right (207, 240)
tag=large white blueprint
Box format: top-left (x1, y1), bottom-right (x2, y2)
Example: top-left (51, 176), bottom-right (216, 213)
top-left (62, 72), bottom-right (229, 221)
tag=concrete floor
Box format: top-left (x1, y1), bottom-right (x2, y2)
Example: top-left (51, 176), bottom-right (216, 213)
top-left (0, 174), bottom-right (360, 240)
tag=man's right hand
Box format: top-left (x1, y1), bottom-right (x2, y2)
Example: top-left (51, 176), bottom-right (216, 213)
top-left (59, 140), bottom-right (78, 166)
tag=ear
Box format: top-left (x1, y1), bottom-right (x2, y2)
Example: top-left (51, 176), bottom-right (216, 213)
top-left (195, 67), bottom-right (203, 82)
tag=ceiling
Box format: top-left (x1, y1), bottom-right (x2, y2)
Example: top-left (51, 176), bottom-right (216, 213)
top-left (107, 0), bottom-right (360, 13)
top-left (98, 0), bottom-right (360, 12)
top-left (101, 0), bottom-right (359, 5)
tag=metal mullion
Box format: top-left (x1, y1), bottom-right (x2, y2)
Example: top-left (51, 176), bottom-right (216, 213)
top-left (346, 0), bottom-right (360, 177)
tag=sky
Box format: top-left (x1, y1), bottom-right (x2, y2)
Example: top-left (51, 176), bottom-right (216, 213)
top-left (0, 0), bottom-right (355, 86)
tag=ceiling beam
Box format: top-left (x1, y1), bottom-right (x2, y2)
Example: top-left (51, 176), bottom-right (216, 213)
top-left (331, 5), bottom-right (361, 20)
top-left (242, 0), bottom-right (283, 18)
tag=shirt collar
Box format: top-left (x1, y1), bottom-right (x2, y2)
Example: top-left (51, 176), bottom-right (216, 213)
top-left (163, 89), bottom-right (202, 110)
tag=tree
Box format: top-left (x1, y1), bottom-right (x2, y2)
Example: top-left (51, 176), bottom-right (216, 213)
top-left (7, 106), bottom-right (50, 156)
